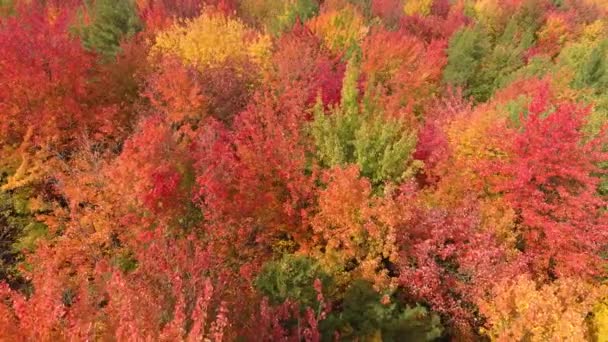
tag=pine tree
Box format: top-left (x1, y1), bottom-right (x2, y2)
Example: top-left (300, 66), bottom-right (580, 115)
top-left (81, 0), bottom-right (142, 58)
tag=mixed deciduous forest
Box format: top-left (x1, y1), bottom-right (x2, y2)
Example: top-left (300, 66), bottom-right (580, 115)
top-left (0, 0), bottom-right (607, 340)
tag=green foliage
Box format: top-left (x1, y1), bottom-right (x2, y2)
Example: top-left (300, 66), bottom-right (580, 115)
top-left (80, 0), bottom-right (142, 58)
top-left (113, 249), bottom-right (138, 273)
top-left (13, 221), bottom-right (47, 253)
top-left (443, 27), bottom-right (489, 99)
top-left (312, 58), bottom-right (420, 186)
top-left (0, 187), bottom-right (46, 289)
top-left (556, 37), bottom-right (608, 173)
top-left (561, 40), bottom-right (608, 195)
top-left (240, 0), bottom-right (319, 35)
top-left (501, 95), bottom-right (530, 127)
top-left (279, 0), bottom-right (319, 33)
top-left (353, 114), bottom-right (419, 185)
top-left (502, 55), bottom-right (554, 86)
top-left (444, 10), bottom-right (538, 102)
top-left (0, 0), bottom-right (14, 17)
top-left (573, 40), bottom-right (608, 93)
top-left (255, 254), bottom-right (333, 308)
top-left (321, 280), bottom-right (443, 341)
top-left (480, 17), bottom-right (536, 93)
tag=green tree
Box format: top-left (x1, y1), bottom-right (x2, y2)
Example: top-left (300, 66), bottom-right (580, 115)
top-left (443, 27), bottom-right (489, 99)
top-left (80, 0), bottom-right (142, 58)
top-left (572, 40), bottom-right (608, 93)
top-left (312, 57), bottom-right (420, 186)
top-left (255, 254), bottom-right (333, 308)
top-left (444, 4), bottom-right (539, 102)
top-left (0, 185), bottom-right (47, 290)
top-left (321, 280), bottom-right (443, 341)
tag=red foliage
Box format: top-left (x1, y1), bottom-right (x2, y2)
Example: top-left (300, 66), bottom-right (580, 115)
top-left (488, 85), bottom-right (608, 279)
top-left (2, 0), bottom-right (608, 340)
top-left (397, 202), bottom-right (515, 333)
top-left (198, 59), bottom-right (260, 123)
top-left (399, 1), bottom-right (468, 42)
top-left (371, 0), bottom-right (403, 26)
top-left (413, 89), bottom-right (472, 187)
top-left (413, 120), bottom-right (450, 186)
top-left (144, 57), bottom-right (207, 125)
top-left (138, 0), bottom-right (238, 30)
top-left (110, 115), bottom-right (193, 220)
top-left (194, 87), bottom-right (316, 279)
top-left (361, 27), bottom-right (447, 121)
top-left (0, 226), bottom-right (229, 340)
top-left (0, 4), bottom-right (114, 148)
top-left (102, 229), bottom-right (229, 340)
top-left (270, 23), bottom-right (346, 108)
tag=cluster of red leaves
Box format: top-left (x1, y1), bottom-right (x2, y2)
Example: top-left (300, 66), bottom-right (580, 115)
top-left (137, 0), bottom-right (237, 30)
top-left (397, 202), bottom-right (521, 333)
top-left (399, 0), bottom-right (468, 42)
top-left (269, 22), bottom-right (345, 108)
top-left (194, 86), bottom-right (316, 280)
top-left (361, 26), bottom-right (447, 122)
top-left (488, 85), bottom-right (608, 279)
top-left (0, 4), bottom-right (115, 149)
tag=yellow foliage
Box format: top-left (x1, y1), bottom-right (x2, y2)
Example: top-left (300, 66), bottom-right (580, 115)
top-left (448, 107), bottom-right (507, 161)
top-left (403, 0), bottom-right (433, 16)
top-left (307, 4), bottom-right (368, 54)
top-left (479, 276), bottom-right (608, 342)
top-left (581, 20), bottom-right (607, 44)
top-left (248, 33), bottom-right (273, 68)
top-left (422, 104), bottom-right (514, 208)
top-left (594, 300), bottom-right (608, 342)
top-left (1, 127), bottom-right (50, 191)
top-left (479, 197), bottom-right (517, 251)
top-left (151, 11), bottom-right (271, 70)
top-left (473, 0), bottom-right (507, 36)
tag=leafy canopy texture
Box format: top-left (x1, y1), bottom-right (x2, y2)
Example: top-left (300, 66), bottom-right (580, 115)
top-left (81, 0), bottom-right (143, 57)
top-left (0, 0), bottom-right (607, 341)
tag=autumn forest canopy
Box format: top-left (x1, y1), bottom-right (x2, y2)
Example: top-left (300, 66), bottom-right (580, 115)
top-left (0, 0), bottom-right (608, 340)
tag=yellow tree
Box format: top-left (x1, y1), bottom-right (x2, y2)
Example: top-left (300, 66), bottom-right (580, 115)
top-left (151, 9), bottom-right (271, 70)
top-left (307, 3), bottom-right (368, 56)
top-left (479, 276), bottom-right (608, 341)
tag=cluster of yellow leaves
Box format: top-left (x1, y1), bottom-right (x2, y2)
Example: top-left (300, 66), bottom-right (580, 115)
top-left (448, 107), bottom-right (507, 167)
top-left (471, 0), bottom-right (507, 35)
top-left (479, 276), bottom-right (608, 342)
top-left (426, 105), bottom-right (510, 207)
top-left (307, 4), bottom-right (368, 54)
top-left (1, 127), bottom-right (51, 191)
top-left (581, 20), bottom-right (607, 42)
top-left (478, 197), bottom-right (518, 251)
top-left (594, 300), bottom-right (608, 342)
top-left (403, 0), bottom-right (434, 16)
top-left (151, 11), bottom-right (271, 70)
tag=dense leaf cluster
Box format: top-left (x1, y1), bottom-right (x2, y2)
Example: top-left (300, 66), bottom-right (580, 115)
top-left (0, 0), bottom-right (607, 341)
